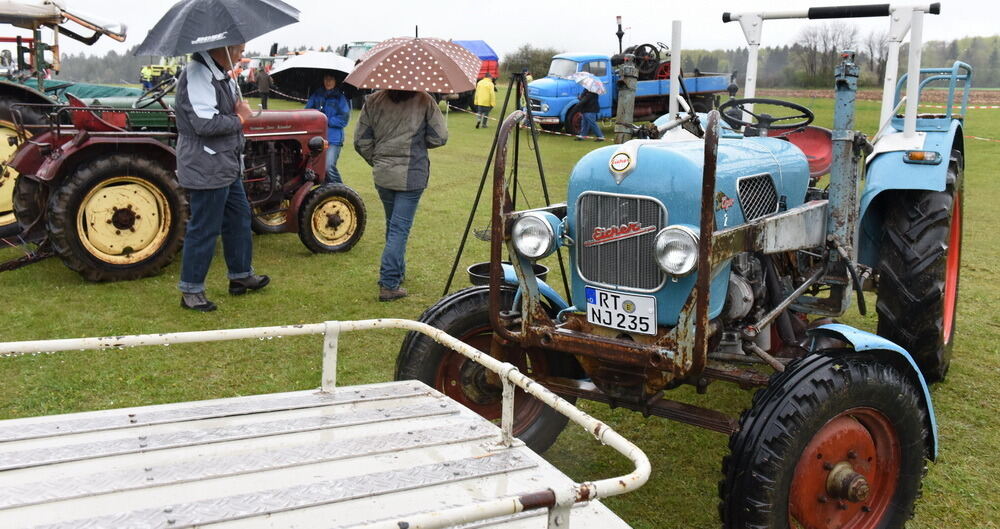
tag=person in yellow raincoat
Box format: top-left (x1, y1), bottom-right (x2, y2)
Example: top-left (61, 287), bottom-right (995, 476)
top-left (473, 73), bottom-right (495, 128)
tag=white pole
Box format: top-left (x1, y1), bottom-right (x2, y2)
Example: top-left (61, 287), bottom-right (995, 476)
top-left (903, 10), bottom-right (923, 138)
top-left (669, 20), bottom-right (681, 117)
top-left (879, 41), bottom-right (901, 128)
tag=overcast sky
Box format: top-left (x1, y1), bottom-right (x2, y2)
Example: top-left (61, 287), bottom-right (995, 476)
top-left (43, 0), bottom-right (1000, 59)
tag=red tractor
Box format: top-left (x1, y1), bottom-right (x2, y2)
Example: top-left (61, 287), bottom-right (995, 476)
top-left (8, 89), bottom-right (365, 281)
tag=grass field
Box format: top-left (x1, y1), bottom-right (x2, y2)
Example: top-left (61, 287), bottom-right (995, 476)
top-left (1, 90), bottom-right (998, 528)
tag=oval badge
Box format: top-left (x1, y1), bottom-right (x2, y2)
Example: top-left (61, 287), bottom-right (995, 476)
top-left (610, 152), bottom-right (631, 173)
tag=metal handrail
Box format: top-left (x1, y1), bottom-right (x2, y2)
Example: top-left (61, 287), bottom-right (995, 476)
top-left (893, 61), bottom-right (974, 120)
top-left (0, 319), bottom-right (650, 529)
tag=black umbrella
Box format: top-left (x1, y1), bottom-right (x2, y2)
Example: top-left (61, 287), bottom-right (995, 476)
top-left (133, 0), bottom-right (298, 57)
top-left (269, 52), bottom-right (358, 100)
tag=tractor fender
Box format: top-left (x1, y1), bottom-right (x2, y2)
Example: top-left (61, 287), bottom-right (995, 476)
top-left (809, 323), bottom-right (938, 460)
top-left (501, 263), bottom-right (570, 311)
top-left (286, 180), bottom-right (316, 234)
top-left (858, 121), bottom-right (963, 267)
top-left (35, 137), bottom-right (176, 185)
top-left (0, 80), bottom-right (53, 107)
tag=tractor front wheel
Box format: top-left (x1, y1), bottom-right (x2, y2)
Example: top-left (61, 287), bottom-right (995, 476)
top-left (719, 352), bottom-right (928, 529)
top-left (876, 151), bottom-right (963, 383)
top-left (46, 155), bottom-right (187, 281)
top-left (396, 286), bottom-right (574, 454)
top-left (297, 184), bottom-right (366, 253)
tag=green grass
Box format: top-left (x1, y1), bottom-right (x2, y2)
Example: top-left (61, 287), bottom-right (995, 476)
top-left (1, 93), bottom-right (998, 528)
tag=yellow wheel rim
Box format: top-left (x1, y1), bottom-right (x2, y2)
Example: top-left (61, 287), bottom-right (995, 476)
top-left (253, 199), bottom-right (290, 227)
top-left (76, 176), bottom-right (173, 264)
top-left (311, 195), bottom-right (357, 247)
top-left (0, 119), bottom-right (24, 231)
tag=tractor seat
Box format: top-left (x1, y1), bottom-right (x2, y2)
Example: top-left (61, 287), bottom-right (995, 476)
top-left (768, 126), bottom-right (833, 179)
top-left (66, 93), bottom-right (128, 132)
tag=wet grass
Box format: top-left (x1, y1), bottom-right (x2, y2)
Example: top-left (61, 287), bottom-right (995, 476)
top-left (1, 92), bottom-right (997, 528)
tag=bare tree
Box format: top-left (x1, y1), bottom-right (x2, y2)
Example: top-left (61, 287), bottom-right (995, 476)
top-left (864, 30), bottom-right (890, 81)
top-left (794, 22), bottom-right (859, 84)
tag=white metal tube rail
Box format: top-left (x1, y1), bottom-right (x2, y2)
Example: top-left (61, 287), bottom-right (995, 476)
top-left (0, 319), bottom-right (650, 529)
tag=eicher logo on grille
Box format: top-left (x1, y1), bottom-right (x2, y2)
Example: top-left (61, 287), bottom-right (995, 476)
top-left (584, 221), bottom-right (656, 247)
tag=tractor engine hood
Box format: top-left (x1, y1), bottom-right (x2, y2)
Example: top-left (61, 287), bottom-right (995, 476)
top-left (527, 76), bottom-right (583, 98)
top-left (243, 109), bottom-right (327, 138)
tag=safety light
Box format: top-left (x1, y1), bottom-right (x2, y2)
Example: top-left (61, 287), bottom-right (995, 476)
top-left (903, 150), bottom-right (943, 165)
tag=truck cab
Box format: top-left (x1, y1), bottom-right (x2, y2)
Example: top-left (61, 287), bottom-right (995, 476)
top-left (528, 53), bottom-right (614, 129)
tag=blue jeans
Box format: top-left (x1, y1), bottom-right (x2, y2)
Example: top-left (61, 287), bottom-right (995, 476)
top-left (375, 185), bottom-right (423, 290)
top-left (325, 143), bottom-right (343, 184)
top-left (178, 178), bottom-right (254, 294)
top-left (579, 112), bottom-right (604, 138)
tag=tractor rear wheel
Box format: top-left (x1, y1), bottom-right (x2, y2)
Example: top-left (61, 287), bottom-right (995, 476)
top-left (251, 200), bottom-right (290, 234)
top-left (0, 95), bottom-right (46, 239)
top-left (46, 155), bottom-right (187, 281)
top-left (297, 183), bottom-right (366, 253)
top-left (876, 151), bottom-right (963, 383)
top-left (396, 286), bottom-right (575, 454)
top-left (719, 352), bottom-right (928, 528)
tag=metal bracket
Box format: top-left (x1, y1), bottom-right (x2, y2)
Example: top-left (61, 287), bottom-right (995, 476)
top-left (547, 486), bottom-right (576, 528)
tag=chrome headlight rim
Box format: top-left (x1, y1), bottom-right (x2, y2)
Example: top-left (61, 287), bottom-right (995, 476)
top-left (511, 212), bottom-right (557, 260)
top-left (653, 225), bottom-right (700, 276)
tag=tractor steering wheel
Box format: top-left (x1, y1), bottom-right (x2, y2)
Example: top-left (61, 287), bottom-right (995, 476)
top-left (133, 76), bottom-right (178, 109)
top-left (717, 97), bottom-right (814, 135)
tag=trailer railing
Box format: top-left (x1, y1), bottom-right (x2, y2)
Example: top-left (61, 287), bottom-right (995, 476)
top-left (0, 319), bottom-right (650, 529)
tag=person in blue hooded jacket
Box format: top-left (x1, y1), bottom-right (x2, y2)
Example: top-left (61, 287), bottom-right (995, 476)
top-left (305, 74), bottom-right (351, 184)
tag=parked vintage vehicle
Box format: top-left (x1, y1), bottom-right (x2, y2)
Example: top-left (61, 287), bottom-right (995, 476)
top-left (399, 3), bottom-right (961, 527)
top-left (9, 87), bottom-right (366, 281)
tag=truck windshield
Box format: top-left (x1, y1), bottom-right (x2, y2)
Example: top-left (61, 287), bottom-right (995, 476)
top-left (548, 59), bottom-right (579, 77)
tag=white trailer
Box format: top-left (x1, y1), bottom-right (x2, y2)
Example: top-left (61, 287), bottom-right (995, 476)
top-left (0, 319), bottom-right (649, 529)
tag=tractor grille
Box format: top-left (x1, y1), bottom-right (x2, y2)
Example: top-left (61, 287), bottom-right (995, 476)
top-left (737, 174), bottom-right (779, 221)
top-left (529, 98), bottom-right (542, 112)
top-left (576, 192), bottom-right (665, 291)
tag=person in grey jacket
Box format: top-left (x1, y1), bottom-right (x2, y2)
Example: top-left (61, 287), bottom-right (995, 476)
top-left (175, 44), bottom-right (269, 312)
top-left (354, 89), bottom-right (448, 301)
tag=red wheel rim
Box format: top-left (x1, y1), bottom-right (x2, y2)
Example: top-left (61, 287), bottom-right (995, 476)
top-left (789, 408), bottom-right (901, 529)
top-left (433, 324), bottom-right (547, 434)
top-left (943, 192), bottom-right (961, 342)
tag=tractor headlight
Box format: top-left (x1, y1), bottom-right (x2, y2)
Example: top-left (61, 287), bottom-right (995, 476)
top-left (511, 212), bottom-right (560, 260)
top-left (654, 225), bottom-right (699, 276)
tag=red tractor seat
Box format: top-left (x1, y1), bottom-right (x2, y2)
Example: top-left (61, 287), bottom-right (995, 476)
top-left (768, 126), bottom-right (833, 178)
top-left (66, 93), bottom-right (128, 132)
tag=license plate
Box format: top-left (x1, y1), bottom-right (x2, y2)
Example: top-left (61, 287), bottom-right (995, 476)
top-left (585, 287), bottom-right (656, 335)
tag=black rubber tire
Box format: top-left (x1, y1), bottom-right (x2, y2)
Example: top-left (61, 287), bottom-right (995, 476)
top-left (297, 183), bottom-right (366, 253)
top-left (563, 105), bottom-right (582, 135)
top-left (250, 203), bottom-right (289, 235)
top-left (11, 174), bottom-right (46, 241)
top-left (46, 155), bottom-right (187, 282)
top-left (876, 151), bottom-right (963, 383)
top-left (396, 286), bottom-right (575, 454)
top-left (719, 352), bottom-right (928, 528)
top-left (0, 94), bottom-right (46, 239)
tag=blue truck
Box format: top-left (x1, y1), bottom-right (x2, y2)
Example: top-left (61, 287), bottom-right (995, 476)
top-left (526, 50), bottom-right (730, 134)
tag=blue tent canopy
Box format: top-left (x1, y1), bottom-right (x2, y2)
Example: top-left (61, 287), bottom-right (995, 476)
top-left (452, 40), bottom-right (498, 61)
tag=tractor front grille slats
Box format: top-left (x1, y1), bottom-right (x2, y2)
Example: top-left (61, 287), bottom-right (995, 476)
top-left (737, 174), bottom-right (779, 221)
top-left (577, 192), bottom-right (665, 292)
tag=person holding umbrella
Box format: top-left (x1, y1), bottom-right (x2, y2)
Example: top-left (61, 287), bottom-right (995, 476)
top-left (305, 73), bottom-right (351, 184)
top-left (348, 37), bottom-right (478, 301)
top-left (134, 0), bottom-right (299, 311)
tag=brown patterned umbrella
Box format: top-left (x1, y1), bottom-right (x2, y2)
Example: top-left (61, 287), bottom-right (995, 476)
top-left (344, 37), bottom-right (481, 94)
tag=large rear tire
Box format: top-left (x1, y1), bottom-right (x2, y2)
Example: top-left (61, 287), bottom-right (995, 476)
top-left (297, 183), bottom-right (366, 253)
top-left (719, 352), bottom-right (928, 528)
top-left (0, 95), bottom-right (46, 239)
top-left (396, 286), bottom-right (574, 454)
top-left (876, 151), bottom-right (963, 383)
top-left (46, 155), bottom-right (187, 282)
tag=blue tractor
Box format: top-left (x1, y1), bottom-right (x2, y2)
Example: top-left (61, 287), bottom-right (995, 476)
top-left (398, 3), bottom-right (965, 527)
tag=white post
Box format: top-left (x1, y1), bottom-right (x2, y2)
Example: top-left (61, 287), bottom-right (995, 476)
top-left (903, 10), bottom-right (923, 138)
top-left (879, 8), bottom-right (913, 129)
top-left (669, 20), bottom-right (682, 118)
top-left (737, 14), bottom-right (763, 116)
top-left (321, 320), bottom-right (340, 392)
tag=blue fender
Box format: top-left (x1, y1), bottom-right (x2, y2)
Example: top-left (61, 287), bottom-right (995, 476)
top-left (858, 120), bottom-right (963, 267)
top-left (500, 263), bottom-right (570, 312)
top-left (809, 323), bottom-right (938, 460)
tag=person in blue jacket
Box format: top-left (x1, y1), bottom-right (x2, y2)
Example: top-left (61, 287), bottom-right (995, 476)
top-left (305, 73), bottom-right (351, 184)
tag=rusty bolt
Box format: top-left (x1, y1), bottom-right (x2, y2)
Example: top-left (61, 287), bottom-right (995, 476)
top-left (862, 505), bottom-right (871, 513)
top-left (818, 495), bottom-right (828, 504)
top-left (848, 450), bottom-right (858, 459)
top-left (129, 228), bottom-right (135, 232)
top-left (106, 219), bottom-right (112, 224)
top-left (837, 502), bottom-right (848, 510)
top-left (115, 230), bottom-right (121, 235)
top-left (823, 462), bottom-right (834, 471)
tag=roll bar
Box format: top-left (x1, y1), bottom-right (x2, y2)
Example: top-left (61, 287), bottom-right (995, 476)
top-left (723, 3), bottom-right (941, 138)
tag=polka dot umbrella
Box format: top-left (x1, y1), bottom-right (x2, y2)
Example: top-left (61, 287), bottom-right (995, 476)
top-left (344, 37), bottom-right (481, 94)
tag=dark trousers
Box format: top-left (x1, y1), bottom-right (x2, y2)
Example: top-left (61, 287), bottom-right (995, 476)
top-left (375, 185), bottom-right (424, 290)
top-left (259, 92), bottom-right (269, 110)
top-left (178, 178), bottom-right (254, 293)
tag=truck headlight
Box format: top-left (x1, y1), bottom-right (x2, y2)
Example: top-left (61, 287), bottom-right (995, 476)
top-left (654, 226), bottom-right (699, 276)
top-left (511, 212), bottom-right (560, 260)
top-left (541, 103), bottom-right (550, 112)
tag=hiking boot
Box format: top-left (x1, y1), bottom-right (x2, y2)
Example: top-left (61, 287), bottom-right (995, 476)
top-left (594, 137), bottom-right (605, 142)
top-left (181, 292), bottom-right (217, 312)
top-left (475, 122), bottom-right (480, 129)
top-left (574, 136), bottom-right (584, 141)
top-left (229, 274), bottom-right (270, 295)
top-left (379, 287), bottom-right (408, 302)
